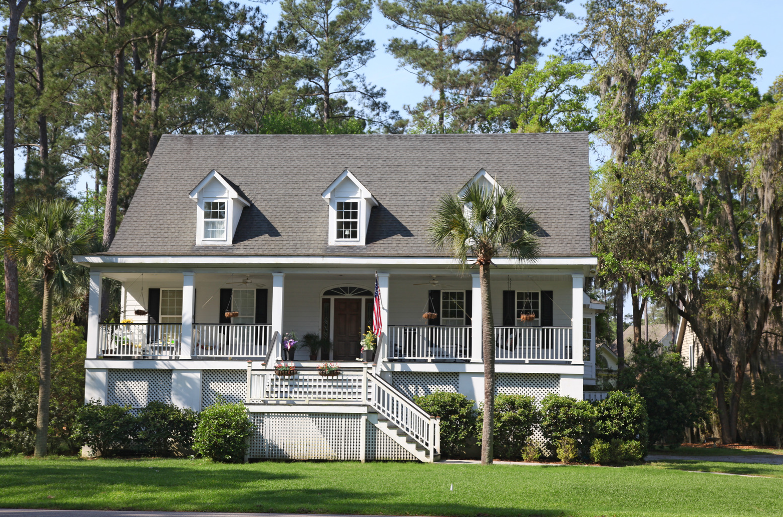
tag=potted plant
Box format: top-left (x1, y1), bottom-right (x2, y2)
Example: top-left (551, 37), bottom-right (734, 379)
top-left (302, 333), bottom-right (321, 360)
top-left (361, 326), bottom-right (377, 362)
top-left (319, 336), bottom-right (333, 360)
top-left (274, 362), bottom-right (296, 376)
top-left (317, 363), bottom-right (341, 377)
top-left (282, 332), bottom-right (298, 360)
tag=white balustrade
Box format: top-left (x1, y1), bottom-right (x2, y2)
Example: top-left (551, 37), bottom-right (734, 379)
top-left (387, 325), bottom-right (471, 360)
top-left (494, 326), bottom-right (573, 361)
top-left (584, 391), bottom-right (610, 402)
top-left (193, 324), bottom-right (271, 358)
top-left (98, 323), bottom-right (182, 357)
top-left (369, 372), bottom-right (434, 452)
top-left (249, 370), bottom-right (366, 401)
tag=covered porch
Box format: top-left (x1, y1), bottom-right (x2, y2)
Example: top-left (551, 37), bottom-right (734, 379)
top-left (87, 269), bottom-right (590, 368)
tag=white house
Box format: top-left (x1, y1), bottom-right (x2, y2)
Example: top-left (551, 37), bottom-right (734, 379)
top-left (77, 133), bottom-right (599, 462)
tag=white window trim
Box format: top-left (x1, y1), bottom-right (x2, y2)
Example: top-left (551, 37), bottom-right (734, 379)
top-left (514, 290), bottom-right (541, 327)
top-left (159, 288), bottom-right (183, 324)
top-left (322, 169), bottom-right (378, 247)
top-left (202, 199), bottom-right (228, 241)
top-left (231, 289), bottom-right (256, 325)
top-left (335, 199), bottom-right (361, 243)
top-left (440, 290), bottom-right (466, 327)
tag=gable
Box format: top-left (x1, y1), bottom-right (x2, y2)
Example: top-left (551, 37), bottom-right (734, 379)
top-left (107, 133), bottom-right (591, 257)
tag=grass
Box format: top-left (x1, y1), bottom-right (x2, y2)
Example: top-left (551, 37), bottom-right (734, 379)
top-left (647, 459), bottom-right (783, 479)
top-left (0, 457), bottom-right (782, 517)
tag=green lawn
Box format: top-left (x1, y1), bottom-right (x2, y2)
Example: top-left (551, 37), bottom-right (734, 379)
top-left (0, 456), bottom-right (781, 517)
top-left (647, 459), bottom-right (783, 479)
top-left (648, 446), bottom-right (783, 457)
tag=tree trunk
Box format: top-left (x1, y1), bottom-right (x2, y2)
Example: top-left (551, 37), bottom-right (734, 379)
top-left (4, 0), bottom-right (29, 330)
top-left (615, 281), bottom-right (624, 369)
top-left (102, 0), bottom-right (127, 249)
top-left (34, 269), bottom-right (53, 457)
top-left (32, 12), bottom-right (48, 181)
top-left (630, 284), bottom-right (646, 347)
top-left (480, 262), bottom-right (495, 465)
top-left (147, 29), bottom-right (167, 160)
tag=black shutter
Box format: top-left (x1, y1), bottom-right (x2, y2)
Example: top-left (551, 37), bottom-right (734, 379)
top-left (192, 289), bottom-right (197, 324)
top-left (464, 290), bottom-right (472, 326)
top-left (147, 288), bottom-right (160, 325)
top-left (255, 289), bottom-right (268, 324)
top-left (541, 291), bottom-right (553, 327)
top-left (502, 290), bottom-right (515, 327)
top-left (428, 290), bottom-right (441, 326)
top-left (219, 288), bottom-right (232, 324)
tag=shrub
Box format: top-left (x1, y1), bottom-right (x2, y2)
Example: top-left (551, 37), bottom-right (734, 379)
top-left (75, 401), bottom-right (137, 456)
top-left (193, 398), bottom-right (253, 462)
top-left (590, 439), bottom-right (612, 464)
top-left (594, 390), bottom-right (648, 453)
top-left (522, 442), bottom-right (541, 462)
top-left (556, 437), bottom-right (578, 464)
top-left (619, 340), bottom-right (713, 447)
top-left (620, 440), bottom-right (645, 462)
top-left (609, 438), bottom-right (623, 464)
top-left (489, 394), bottom-right (541, 460)
top-left (414, 392), bottom-right (478, 459)
top-left (137, 401), bottom-right (198, 456)
top-left (540, 394), bottom-right (596, 456)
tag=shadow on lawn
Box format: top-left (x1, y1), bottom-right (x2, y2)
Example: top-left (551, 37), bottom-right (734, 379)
top-left (650, 460), bottom-right (782, 478)
top-left (0, 460), bottom-right (567, 517)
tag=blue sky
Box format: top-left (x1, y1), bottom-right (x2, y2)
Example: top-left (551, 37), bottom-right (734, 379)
top-left (258, 0), bottom-right (782, 117)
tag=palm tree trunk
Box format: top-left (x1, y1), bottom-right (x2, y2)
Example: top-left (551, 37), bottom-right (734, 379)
top-left (34, 270), bottom-right (53, 457)
top-left (480, 262), bottom-right (495, 465)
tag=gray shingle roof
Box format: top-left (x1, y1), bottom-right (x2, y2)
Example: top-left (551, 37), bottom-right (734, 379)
top-left (106, 133), bottom-right (591, 257)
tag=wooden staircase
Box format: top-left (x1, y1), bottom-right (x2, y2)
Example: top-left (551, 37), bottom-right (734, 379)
top-left (368, 413), bottom-right (440, 462)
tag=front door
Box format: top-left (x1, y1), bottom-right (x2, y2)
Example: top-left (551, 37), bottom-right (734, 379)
top-left (333, 298), bottom-right (362, 360)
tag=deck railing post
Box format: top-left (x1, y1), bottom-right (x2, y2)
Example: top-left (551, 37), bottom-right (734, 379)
top-left (435, 417), bottom-right (441, 456)
top-left (428, 417), bottom-right (435, 462)
top-left (87, 270), bottom-right (102, 359)
top-left (180, 272), bottom-right (195, 359)
top-left (471, 273), bottom-right (482, 363)
top-left (571, 274), bottom-right (584, 364)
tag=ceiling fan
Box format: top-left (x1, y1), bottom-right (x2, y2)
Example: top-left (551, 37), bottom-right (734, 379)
top-left (413, 276), bottom-right (441, 286)
top-left (225, 275), bottom-right (265, 287)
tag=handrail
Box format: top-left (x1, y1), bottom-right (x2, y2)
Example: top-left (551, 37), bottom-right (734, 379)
top-left (263, 331), bottom-right (280, 366)
top-left (368, 371), bottom-right (436, 452)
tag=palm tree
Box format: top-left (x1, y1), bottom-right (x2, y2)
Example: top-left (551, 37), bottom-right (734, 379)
top-left (430, 181), bottom-right (539, 465)
top-left (3, 199), bottom-right (97, 457)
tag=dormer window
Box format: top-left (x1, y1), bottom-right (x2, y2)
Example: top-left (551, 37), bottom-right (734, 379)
top-left (189, 170), bottom-right (250, 246)
top-left (336, 201), bottom-right (359, 241)
top-left (322, 169), bottom-right (378, 246)
top-left (204, 201), bottom-right (227, 240)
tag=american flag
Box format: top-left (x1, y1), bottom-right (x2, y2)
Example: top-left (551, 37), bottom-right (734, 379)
top-left (372, 272), bottom-right (383, 337)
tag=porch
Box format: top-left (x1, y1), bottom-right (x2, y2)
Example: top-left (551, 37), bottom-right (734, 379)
top-left (87, 269), bottom-right (593, 369)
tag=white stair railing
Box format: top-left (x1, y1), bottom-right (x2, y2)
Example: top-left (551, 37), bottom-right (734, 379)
top-left (367, 372), bottom-right (437, 456)
top-left (193, 324), bottom-right (272, 357)
top-left (494, 326), bottom-right (572, 361)
top-left (249, 370), bottom-right (366, 401)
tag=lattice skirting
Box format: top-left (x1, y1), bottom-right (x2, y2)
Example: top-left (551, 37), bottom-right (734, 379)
top-left (202, 369), bottom-right (246, 407)
top-left (496, 373), bottom-right (559, 404)
top-left (248, 413), bottom-right (416, 461)
top-left (106, 369), bottom-right (172, 408)
top-left (391, 372), bottom-right (459, 400)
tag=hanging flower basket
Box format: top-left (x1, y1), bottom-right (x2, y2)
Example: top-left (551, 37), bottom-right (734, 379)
top-left (520, 313), bottom-right (535, 322)
top-left (225, 311), bottom-right (239, 319)
top-left (134, 309), bottom-right (148, 316)
top-left (317, 363), bottom-right (341, 377)
top-left (422, 312), bottom-right (438, 320)
top-left (274, 363), bottom-right (296, 376)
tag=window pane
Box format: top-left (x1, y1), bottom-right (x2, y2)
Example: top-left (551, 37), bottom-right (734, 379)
top-left (232, 290), bottom-right (255, 324)
top-left (204, 201), bottom-right (226, 220)
top-left (160, 290), bottom-right (183, 324)
top-left (583, 317), bottom-right (592, 361)
top-left (204, 220), bottom-right (225, 239)
top-left (337, 220), bottom-right (358, 239)
top-left (441, 291), bottom-right (464, 325)
top-left (516, 292), bottom-right (540, 319)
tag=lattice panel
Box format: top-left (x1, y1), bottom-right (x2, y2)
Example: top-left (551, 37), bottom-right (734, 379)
top-left (495, 373), bottom-right (559, 404)
top-left (202, 369), bottom-right (247, 407)
top-left (107, 369), bottom-right (172, 408)
top-left (391, 372), bottom-right (459, 400)
top-left (248, 413), bottom-right (361, 461)
top-left (365, 421), bottom-right (417, 461)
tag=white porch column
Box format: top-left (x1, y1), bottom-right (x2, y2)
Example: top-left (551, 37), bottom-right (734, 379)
top-left (572, 273), bottom-right (584, 365)
top-left (86, 270), bottom-right (102, 359)
top-left (272, 272), bottom-right (285, 360)
top-left (377, 272), bottom-right (390, 362)
top-left (180, 272), bottom-right (195, 359)
top-left (84, 368), bottom-right (108, 404)
top-left (470, 273), bottom-right (482, 363)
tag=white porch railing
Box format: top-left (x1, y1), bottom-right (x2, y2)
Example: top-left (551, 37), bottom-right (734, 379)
top-left (387, 325), bottom-right (471, 360)
top-left (98, 323), bottom-right (182, 357)
top-left (249, 369), bottom-right (366, 401)
top-left (193, 324), bottom-right (272, 358)
top-left (494, 326), bottom-right (572, 361)
top-left (370, 372), bottom-right (437, 454)
top-left (584, 391), bottom-right (610, 402)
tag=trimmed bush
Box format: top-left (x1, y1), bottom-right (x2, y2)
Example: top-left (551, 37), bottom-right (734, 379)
top-left (589, 438), bottom-right (643, 465)
top-left (620, 440), bottom-right (645, 462)
top-left (540, 394), bottom-right (596, 456)
top-left (137, 401), bottom-right (198, 456)
top-left (75, 401), bottom-right (137, 456)
top-left (193, 398), bottom-right (253, 463)
top-left (414, 392), bottom-right (478, 459)
top-left (522, 442), bottom-right (541, 462)
top-left (487, 394), bottom-right (541, 460)
top-left (594, 390), bottom-right (649, 452)
top-left (590, 438), bottom-right (612, 464)
top-left (556, 437), bottom-right (578, 464)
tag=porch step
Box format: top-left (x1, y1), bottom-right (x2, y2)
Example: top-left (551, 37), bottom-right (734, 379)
top-left (369, 414), bottom-right (438, 463)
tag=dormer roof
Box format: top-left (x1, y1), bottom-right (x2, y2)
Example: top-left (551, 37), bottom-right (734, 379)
top-left (189, 169), bottom-right (250, 206)
top-left (459, 168), bottom-right (504, 198)
top-left (321, 169), bottom-right (379, 206)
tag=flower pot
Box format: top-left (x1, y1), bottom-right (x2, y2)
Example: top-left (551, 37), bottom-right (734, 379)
top-left (362, 349), bottom-right (375, 362)
top-left (318, 370), bottom-right (340, 377)
top-left (275, 370), bottom-right (295, 377)
top-left (283, 348), bottom-right (296, 360)
top-left (309, 352), bottom-right (319, 361)
top-left (225, 311), bottom-right (239, 319)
